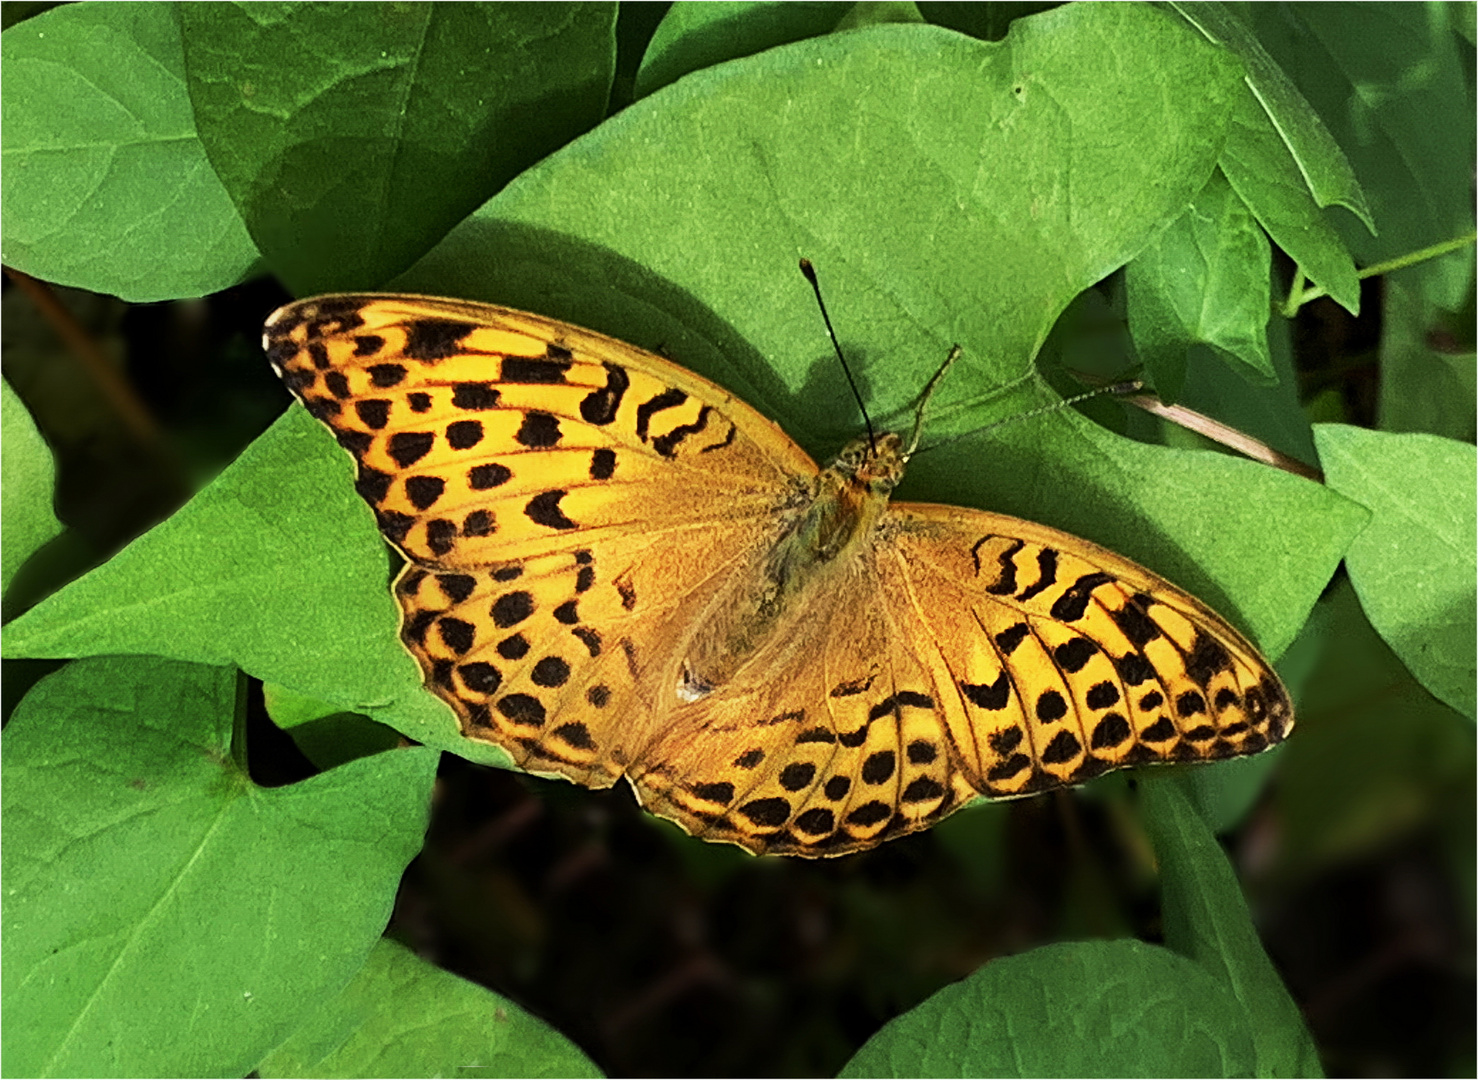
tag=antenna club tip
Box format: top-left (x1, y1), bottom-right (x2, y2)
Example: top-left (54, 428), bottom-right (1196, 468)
top-left (798, 257), bottom-right (817, 282)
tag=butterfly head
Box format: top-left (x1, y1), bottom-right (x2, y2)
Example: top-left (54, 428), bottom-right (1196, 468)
top-left (831, 430), bottom-right (908, 497)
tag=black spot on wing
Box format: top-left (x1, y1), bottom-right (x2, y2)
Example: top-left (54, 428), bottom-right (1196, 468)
top-left (388, 431), bottom-right (435, 467)
top-left (982, 537), bottom-right (1022, 595)
top-left (425, 519), bottom-right (456, 555)
top-left (446, 420), bottom-right (484, 450)
top-left (501, 356), bottom-right (572, 383)
top-left (452, 383), bottom-right (500, 410)
top-left (1016, 548), bottom-right (1058, 602)
top-left (516, 411), bottom-right (561, 448)
top-left (590, 448), bottom-right (616, 480)
top-left (580, 363), bottom-right (630, 425)
top-left (356, 400), bottom-right (391, 430)
top-left (404, 319), bottom-right (474, 360)
top-left (1186, 631), bottom-right (1235, 688)
top-left (995, 623), bottom-right (1029, 655)
top-left (526, 490), bottom-right (578, 530)
top-left (492, 591), bottom-right (534, 628)
top-left (1111, 594), bottom-right (1162, 647)
top-left (960, 673), bottom-right (1010, 710)
top-left (469, 462), bottom-right (512, 490)
top-left (367, 362), bottom-right (405, 386)
top-left (463, 509), bottom-right (495, 536)
top-left (553, 722), bottom-right (594, 750)
top-left (739, 797), bottom-right (791, 828)
top-left (404, 475), bottom-right (445, 510)
top-left (635, 388), bottom-right (687, 442)
top-left (1051, 572), bottom-right (1114, 621)
top-left (1054, 637), bottom-right (1098, 673)
top-left (651, 405), bottom-right (713, 458)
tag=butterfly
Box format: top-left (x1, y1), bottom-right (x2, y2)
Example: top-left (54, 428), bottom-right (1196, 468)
top-left (263, 293), bottom-right (1293, 857)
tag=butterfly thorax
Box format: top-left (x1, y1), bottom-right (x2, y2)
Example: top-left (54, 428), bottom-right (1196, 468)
top-left (676, 432), bottom-right (908, 702)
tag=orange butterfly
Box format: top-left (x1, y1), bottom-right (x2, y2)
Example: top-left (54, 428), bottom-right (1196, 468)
top-left (264, 293), bottom-right (1291, 856)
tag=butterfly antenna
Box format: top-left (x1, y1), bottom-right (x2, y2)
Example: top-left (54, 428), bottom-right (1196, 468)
top-left (800, 258), bottom-right (876, 451)
top-left (905, 344), bottom-right (963, 458)
top-left (910, 380), bottom-right (1145, 457)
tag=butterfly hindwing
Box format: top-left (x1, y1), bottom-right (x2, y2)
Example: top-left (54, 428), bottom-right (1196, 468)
top-left (630, 565), bottom-right (977, 856)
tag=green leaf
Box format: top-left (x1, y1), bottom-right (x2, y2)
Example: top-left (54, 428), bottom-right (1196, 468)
top-left (256, 938), bottom-right (603, 1079)
top-left (1177, 745), bottom-right (1286, 836)
top-left (181, 2), bottom-right (617, 295)
top-left (635, 1), bottom-right (846, 98)
top-left (838, 937), bottom-right (1257, 1077)
top-left (1164, 1), bottom-right (1366, 314)
top-left (1270, 577), bottom-right (1474, 876)
top-left (1126, 168), bottom-right (1273, 401)
top-left (1141, 777), bottom-right (1324, 1077)
top-left (263, 683), bottom-right (403, 772)
top-left (1165, 2), bottom-right (1374, 230)
top-left (0, 3), bottom-right (259, 301)
top-left (1376, 280), bottom-right (1476, 442)
top-left (1314, 424), bottom-right (1477, 720)
top-left (0, 406), bottom-right (507, 767)
top-left (1, 379), bottom-right (62, 595)
top-left (1, 656), bottom-right (439, 1078)
top-left (1218, 86), bottom-right (1361, 315)
top-left (1244, 3), bottom-right (1476, 311)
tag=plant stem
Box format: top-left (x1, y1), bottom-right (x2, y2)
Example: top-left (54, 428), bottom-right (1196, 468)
top-left (1290, 230), bottom-right (1478, 310)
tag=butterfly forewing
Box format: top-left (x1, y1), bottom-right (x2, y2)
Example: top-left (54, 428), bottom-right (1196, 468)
top-left (884, 507), bottom-right (1292, 796)
top-left (265, 294), bottom-right (818, 784)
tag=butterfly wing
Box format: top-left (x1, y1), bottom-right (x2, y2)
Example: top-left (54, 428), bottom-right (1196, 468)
top-left (264, 294), bottom-right (818, 785)
top-left (630, 502), bottom-right (1292, 857)
top-left (629, 553), bottom-right (979, 856)
top-left (883, 504), bottom-right (1292, 793)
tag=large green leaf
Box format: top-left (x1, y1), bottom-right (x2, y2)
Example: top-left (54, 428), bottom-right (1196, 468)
top-left (1314, 424), bottom-right (1477, 720)
top-left (1, 379), bottom-right (62, 595)
top-left (0, 3), bottom-right (259, 301)
top-left (1126, 168), bottom-right (1273, 401)
top-left (181, 2), bottom-right (617, 294)
top-left (838, 937), bottom-right (1258, 1077)
top-left (2, 656), bottom-right (439, 1077)
top-left (1141, 777), bottom-right (1324, 1076)
top-left (257, 938), bottom-right (603, 1079)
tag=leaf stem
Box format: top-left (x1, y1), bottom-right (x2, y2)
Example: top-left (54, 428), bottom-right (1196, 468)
top-left (1287, 230), bottom-right (1478, 311)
